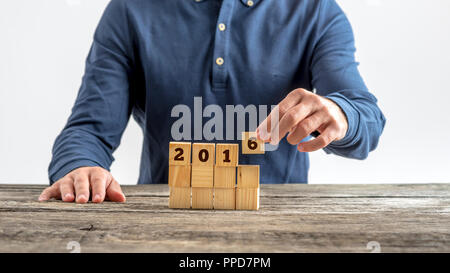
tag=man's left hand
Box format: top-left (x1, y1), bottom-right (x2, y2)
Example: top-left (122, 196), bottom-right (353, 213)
top-left (257, 88), bottom-right (348, 152)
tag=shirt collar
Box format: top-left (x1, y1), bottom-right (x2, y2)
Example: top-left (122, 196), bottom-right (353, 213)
top-left (194, 0), bottom-right (260, 8)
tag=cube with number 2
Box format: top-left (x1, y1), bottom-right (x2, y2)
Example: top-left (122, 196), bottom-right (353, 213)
top-left (169, 142), bottom-right (191, 165)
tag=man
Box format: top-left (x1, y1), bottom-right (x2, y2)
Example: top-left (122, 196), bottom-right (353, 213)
top-left (39, 0), bottom-right (386, 203)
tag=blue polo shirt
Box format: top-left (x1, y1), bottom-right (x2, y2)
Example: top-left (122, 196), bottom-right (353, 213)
top-left (49, 0), bottom-right (386, 184)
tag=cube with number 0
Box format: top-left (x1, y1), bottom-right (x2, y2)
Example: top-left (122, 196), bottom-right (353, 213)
top-left (192, 143), bottom-right (215, 166)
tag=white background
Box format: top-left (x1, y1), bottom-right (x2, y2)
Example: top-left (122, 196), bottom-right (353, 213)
top-left (1, 0), bottom-right (449, 185)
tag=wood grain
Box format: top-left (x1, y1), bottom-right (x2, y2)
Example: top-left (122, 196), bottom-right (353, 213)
top-left (0, 184), bottom-right (449, 252)
top-left (214, 166), bottom-right (236, 188)
top-left (214, 188), bottom-right (236, 210)
top-left (168, 165), bottom-right (191, 188)
top-left (237, 165), bottom-right (260, 189)
top-left (169, 187), bottom-right (191, 209)
top-left (191, 187), bottom-right (213, 210)
top-left (191, 165), bottom-right (214, 188)
top-left (236, 188), bottom-right (260, 210)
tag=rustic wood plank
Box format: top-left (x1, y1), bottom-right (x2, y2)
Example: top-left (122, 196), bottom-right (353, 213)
top-left (0, 184), bottom-right (449, 253)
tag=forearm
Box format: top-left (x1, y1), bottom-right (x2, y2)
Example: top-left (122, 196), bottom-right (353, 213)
top-left (48, 128), bottom-right (115, 184)
top-left (324, 90), bottom-right (386, 159)
top-left (310, 1), bottom-right (386, 158)
top-left (48, 0), bottom-right (134, 184)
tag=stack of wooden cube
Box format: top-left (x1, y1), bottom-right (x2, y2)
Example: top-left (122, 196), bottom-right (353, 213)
top-left (236, 165), bottom-right (260, 210)
top-left (168, 142), bottom-right (192, 209)
top-left (191, 143), bottom-right (215, 209)
top-left (214, 144), bottom-right (239, 210)
top-left (168, 132), bottom-right (264, 210)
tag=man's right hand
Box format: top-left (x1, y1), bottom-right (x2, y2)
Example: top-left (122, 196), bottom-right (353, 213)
top-left (38, 167), bottom-right (126, 203)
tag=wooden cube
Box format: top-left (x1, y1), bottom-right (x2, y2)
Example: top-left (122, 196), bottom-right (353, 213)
top-left (168, 165), bottom-right (191, 188)
top-left (169, 142), bottom-right (191, 165)
top-left (214, 188), bottom-right (236, 210)
top-left (191, 165), bottom-right (214, 188)
top-left (192, 143), bottom-right (215, 166)
top-left (169, 187), bottom-right (191, 209)
top-left (237, 165), bottom-right (260, 189)
top-left (241, 132), bottom-right (264, 154)
top-left (215, 144), bottom-right (239, 166)
top-left (236, 188), bottom-right (260, 210)
top-left (192, 187), bottom-right (213, 209)
top-left (214, 166), bottom-right (236, 188)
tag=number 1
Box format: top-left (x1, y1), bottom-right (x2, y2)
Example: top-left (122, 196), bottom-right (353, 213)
top-left (223, 150), bottom-right (231, 163)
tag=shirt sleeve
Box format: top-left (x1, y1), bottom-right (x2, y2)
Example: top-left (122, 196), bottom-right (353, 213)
top-left (310, 0), bottom-right (386, 159)
top-left (48, 0), bottom-right (135, 184)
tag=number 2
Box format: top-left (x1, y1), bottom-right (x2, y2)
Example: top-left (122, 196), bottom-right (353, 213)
top-left (174, 148), bottom-right (184, 161)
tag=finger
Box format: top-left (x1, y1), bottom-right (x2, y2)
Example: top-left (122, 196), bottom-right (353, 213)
top-left (271, 102), bottom-right (314, 144)
top-left (257, 89), bottom-right (305, 141)
top-left (73, 173), bottom-right (90, 204)
top-left (256, 105), bottom-right (279, 142)
top-left (106, 179), bottom-right (126, 203)
top-left (298, 125), bottom-right (339, 152)
top-left (90, 170), bottom-right (108, 203)
top-left (59, 177), bottom-right (75, 202)
top-left (38, 185), bottom-right (60, 202)
top-left (286, 111), bottom-right (328, 145)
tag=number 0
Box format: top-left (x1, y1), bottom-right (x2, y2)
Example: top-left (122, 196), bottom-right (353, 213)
top-left (199, 149), bottom-right (209, 162)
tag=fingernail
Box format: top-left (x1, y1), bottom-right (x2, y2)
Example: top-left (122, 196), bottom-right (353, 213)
top-left (298, 145), bottom-right (304, 152)
top-left (77, 194), bottom-right (86, 201)
top-left (38, 196), bottom-right (45, 201)
top-left (94, 194), bottom-right (101, 201)
top-left (64, 193), bottom-right (73, 199)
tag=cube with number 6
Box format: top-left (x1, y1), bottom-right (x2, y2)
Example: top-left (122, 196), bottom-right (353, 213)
top-left (241, 132), bottom-right (265, 154)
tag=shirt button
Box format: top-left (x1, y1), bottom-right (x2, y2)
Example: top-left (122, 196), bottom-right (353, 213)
top-left (216, 57), bottom-right (224, 66)
top-left (247, 0), bottom-right (254, 7)
top-left (218, 23), bottom-right (226, 31)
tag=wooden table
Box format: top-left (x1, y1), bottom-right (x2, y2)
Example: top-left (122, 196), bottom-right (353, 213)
top-left (0, 184), bottom-right (449, 253)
